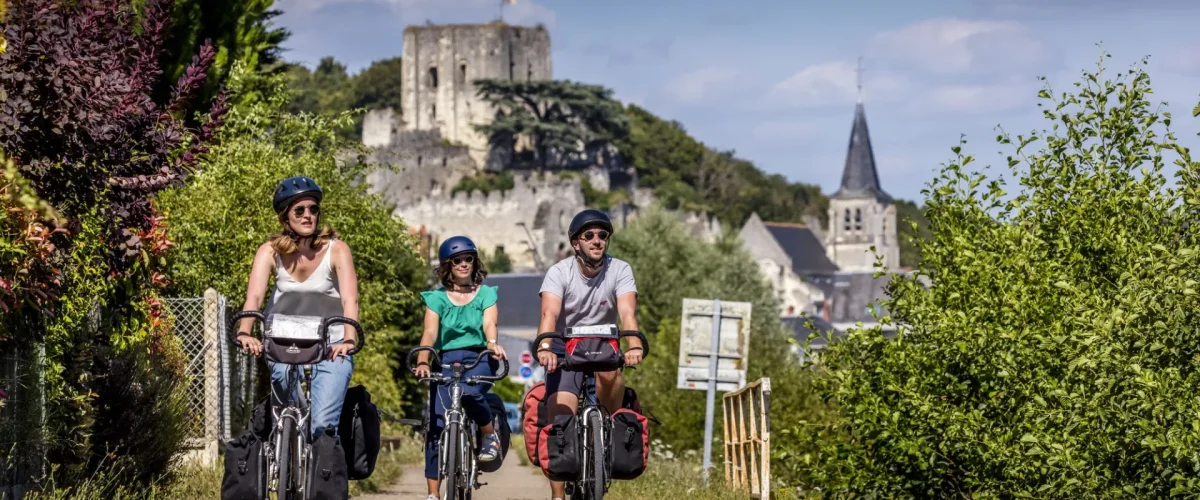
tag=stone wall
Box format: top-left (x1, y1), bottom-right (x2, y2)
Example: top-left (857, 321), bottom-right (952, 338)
top-left (401, 22), bottom-right (552, 167)
top-left (363, 129), bottom-right (478, 208)
top-left (393, 172), bottom-right (585, 271)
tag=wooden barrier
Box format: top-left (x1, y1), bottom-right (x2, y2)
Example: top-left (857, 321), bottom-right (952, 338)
top-left (722, 377), bottom-right (771, 499)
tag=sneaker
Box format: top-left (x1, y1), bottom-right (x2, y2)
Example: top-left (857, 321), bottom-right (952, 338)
top-left (425, 496), bottom-right (439, 500)
top-left (478, 432), bottom-right (501, 462)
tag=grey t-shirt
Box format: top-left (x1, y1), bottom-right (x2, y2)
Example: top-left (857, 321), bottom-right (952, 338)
top-left (538, 255), bottom-right (637, 353)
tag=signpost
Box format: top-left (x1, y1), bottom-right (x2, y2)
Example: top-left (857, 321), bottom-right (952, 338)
top-left (517, 349), bottom-right (534, 382)
top-left (677, 298), bottom-right (753, 486)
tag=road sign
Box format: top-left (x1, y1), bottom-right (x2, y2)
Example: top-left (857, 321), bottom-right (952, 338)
top-left (676, 298), bottom-right (753, 487)
top-left (519, 365), bottom-right (533, 378)
top-left (677, 298), bottom-right (752, 392)
top-left (520, 350), bottom-right (533, 365)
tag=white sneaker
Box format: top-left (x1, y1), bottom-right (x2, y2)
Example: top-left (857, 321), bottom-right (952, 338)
top-left (425, 496), bottom-right (439, 500)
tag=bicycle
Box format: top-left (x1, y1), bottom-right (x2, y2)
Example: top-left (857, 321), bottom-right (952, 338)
top-left (405, 346), bottom-right (510, 500)
top-left (230, 311), bottom-right (366, 500)
top-left (534, 325), bottom-right (650, 500)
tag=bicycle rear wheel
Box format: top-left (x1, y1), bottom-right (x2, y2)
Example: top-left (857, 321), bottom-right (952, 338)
top-left (588, 411), bottom-right (606, 500)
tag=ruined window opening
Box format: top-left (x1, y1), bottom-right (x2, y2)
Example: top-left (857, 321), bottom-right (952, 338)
top-left (527, 62), bottom-right (533, 80)
top-left (431, 103), bottom-right (437, 121)
top-left (854, 208), bottom-right (862, 231)
top-left (417, 156), bottom-right (423, 167)
top-left (428, 66), bottom-right (438, 88)
top-left (458, 63), bottom-right (467, 85)
top-left (843, 209), bottom-right (851, 231)
top-left (442, 157), bottom-right (447, 167)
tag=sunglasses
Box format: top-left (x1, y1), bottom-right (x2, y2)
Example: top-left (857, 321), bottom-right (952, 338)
top-left (451, 255), bottom-right (475, 266)
top-left (579, 230), bottom-right (609, 242)
top-left (291, 204), bottom-right (320, 217)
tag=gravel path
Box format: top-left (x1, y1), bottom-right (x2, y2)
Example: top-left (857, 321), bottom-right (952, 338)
top-left (355, 449), bottom-right (547, 500)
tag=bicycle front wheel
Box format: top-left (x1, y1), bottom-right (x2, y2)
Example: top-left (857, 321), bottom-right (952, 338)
top-left (277, 418), bottom-right (297, 500)
top-left (441, 423), bottom-right (466, 500)
top-left (588, 411), bottom-right (606, 500)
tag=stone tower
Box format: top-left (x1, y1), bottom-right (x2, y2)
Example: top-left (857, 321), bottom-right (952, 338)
top-left (825, 100), bottom-right (900, 272)
top-left (401, 22), bottom-right (552, 166)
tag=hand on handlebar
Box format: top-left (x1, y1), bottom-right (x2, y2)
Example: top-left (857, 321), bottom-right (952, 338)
top-left (490, 343), bottom-right (508, 361)
top-left (537, 349), bottom-right (558, 374)
top-left (412, 362), bottom-right (431, 379)
top-left (237, 334), bottom-right (263, 356)
top-left (624, 348), bottom-right (643, 367)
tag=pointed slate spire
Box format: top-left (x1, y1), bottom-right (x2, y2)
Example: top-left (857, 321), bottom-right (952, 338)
top-left (833, 101), bottom-right (891, 202)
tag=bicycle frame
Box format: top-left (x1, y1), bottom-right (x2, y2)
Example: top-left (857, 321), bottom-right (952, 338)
top-left (230, 311), bottom-right (366, 500)
top-left (406, 347), bottom-right (510, 499)
top-left (533, 327), bottom-right (650, 500)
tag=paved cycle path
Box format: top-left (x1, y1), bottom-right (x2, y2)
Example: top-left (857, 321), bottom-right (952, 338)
top-left (356, 449), bottom-right (545, 500)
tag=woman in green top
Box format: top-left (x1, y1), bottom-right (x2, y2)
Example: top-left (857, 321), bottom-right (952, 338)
top-left (413, 236), bottom-right (507, 499)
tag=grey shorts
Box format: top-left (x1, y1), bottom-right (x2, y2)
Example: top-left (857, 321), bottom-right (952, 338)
top-left (544, 367), bottom-right (623, 397)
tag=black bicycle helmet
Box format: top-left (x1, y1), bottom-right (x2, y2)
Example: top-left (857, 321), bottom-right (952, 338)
top-left (438, 236), bottom-right (478, 262)
top-left (273, 176), bottom-right (323, 214)
top-left (568, 209), bottom-right (614, 241)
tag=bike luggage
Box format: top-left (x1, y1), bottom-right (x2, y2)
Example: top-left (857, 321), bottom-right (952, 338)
top-left (263, 313), bottom-right (331, 365)
top-left (306, 428), bottom-right (350, 500)
top-left (477, 392), bottom-right (511, 473)
top-left (610, 408), bottom-right (650, 480)
top-left (338, 384), bottom-right (382, 480)
top-left (522, 381), bottom-right (548, 465)
top-left (562, 336), bottom-right (623, 372)
top-left (221, 429), bottom-right (267, 499)
top-left (537, 414), bottom-right (582, 481)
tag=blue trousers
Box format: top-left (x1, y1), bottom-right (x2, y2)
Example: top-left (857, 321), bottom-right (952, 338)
top-left (269, 347), bottom-right (354, 441)
top-left (424, 348), bottom-right (498, 479)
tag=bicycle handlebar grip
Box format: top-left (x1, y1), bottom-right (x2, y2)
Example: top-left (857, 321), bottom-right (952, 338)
top-left (533, 332), bottom-right (563, 354)
top-left (406, 346), bottom-right (441, 373)
top-left (469, 351), bottom-right (510, 383)
top-left (321, 316), bottom-right (365, 355)
top-left (620, 330), bottom-right (650, 359)
top-left (229, 311), bottom-right (266, 348)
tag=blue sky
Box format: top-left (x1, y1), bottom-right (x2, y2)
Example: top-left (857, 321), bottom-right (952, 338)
top-left (275, 0), bottom-right (1200, 203)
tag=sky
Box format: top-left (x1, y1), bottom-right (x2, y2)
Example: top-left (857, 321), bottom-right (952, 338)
top-left (274, 0), bottom-right (1200, 203)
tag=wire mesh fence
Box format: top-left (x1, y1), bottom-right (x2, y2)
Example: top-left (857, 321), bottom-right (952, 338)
top-left (0, 343), bottom-right (46, 500)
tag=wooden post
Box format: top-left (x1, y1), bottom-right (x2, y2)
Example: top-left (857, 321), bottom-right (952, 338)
top-left (202, 288), bottom-right (220, 466)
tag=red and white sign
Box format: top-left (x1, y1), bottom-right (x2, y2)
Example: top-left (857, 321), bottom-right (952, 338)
top-left (520, 351), bottom-right (533, 365)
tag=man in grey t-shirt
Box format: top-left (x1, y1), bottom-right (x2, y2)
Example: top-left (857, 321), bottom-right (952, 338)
top-left (537, 209), bottom-right (643, 500)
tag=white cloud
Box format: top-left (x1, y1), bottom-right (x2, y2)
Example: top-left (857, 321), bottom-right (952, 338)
top-left (768, 61), bottom-right (909, 109)
top-left (664, 66), bottom-right (750, 104)
top-left (870, 18), bottom-right (1050, 75)
top-left (752, 121), bottom-right (817, 145)
top-left (277, 0), bottom-right (556, 28)
top-left (921, 81), bottom-right (1036, 114)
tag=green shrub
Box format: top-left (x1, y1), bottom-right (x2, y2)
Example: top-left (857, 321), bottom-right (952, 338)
top-left (793, 55), bottom-right (1200, 497)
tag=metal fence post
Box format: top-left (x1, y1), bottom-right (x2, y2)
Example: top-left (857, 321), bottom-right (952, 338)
top-left (202, 288), bottom-right (220, 466)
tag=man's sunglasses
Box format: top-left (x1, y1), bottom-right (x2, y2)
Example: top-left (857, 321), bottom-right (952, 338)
top-left (451, 255), bottom-right (475, 266)
top-left (291, 204), bottom-right (320, 217)
top-left (579, 230), bottom-right (609, 242)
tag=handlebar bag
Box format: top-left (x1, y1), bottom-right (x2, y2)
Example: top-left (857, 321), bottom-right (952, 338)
top-left (562, 336), bottom-right (623, 372)
top-left (264, 314), bottom-right (326, 365)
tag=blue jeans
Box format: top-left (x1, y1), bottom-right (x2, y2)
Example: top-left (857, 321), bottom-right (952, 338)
top-left (269, 346), bottom-right (354, 441)
top-left (424, 348), bottom-right (498, 479)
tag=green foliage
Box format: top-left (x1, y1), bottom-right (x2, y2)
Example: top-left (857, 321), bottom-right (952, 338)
top-left (481, 245), bottom-right (514, 274)
top-left (158, 66), bottom-right (429, 422)
top-left (608, 206), bottom-right (833, 459)
top-left (150, 0), bottom-right (289, 109)
top-left (895, 199), bottom-right (930, 269)
top-left (283, 56), bottom-right (405, 142)
top-left (473, 79), bottom-right (630, 169)
top-left (452, 171), bottom-right (516, 196)
top-left (795, 54), bottom-right (1200, 497)
top-left (489, 376), bottom-right (525, 404)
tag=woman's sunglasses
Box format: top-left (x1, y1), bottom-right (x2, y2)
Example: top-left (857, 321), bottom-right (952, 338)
top-left (451, 255), bottom-right (475, 266)
top-left (291, 204), bottom-right (320, 217)
top-left (580, 230), bottom-right (609, 242)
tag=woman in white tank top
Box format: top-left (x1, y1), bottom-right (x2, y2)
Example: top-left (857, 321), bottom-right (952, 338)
top-left (235, 176), bottom-right (362, 440)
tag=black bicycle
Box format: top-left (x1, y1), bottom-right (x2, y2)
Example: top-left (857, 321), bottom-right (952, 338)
top-left (405, 347), bottom-right (510, 500)
top-left (230, 311), bottom-right (365, 500)
top-left (534, 325), bottom-right (650, 500)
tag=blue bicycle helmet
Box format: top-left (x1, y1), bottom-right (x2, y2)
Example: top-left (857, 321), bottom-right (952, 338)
top-left (273, 176), bottom-right (323, 214)
top-left (438, 236), bottom-right (478, 262)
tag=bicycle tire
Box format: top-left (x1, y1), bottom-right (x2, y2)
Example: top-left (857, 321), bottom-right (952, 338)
top-left (278, 418), bottom-right (296, 500)
top-left (442, 423), bottom-right (464, 500)
top-left (589, 411), bottom-right (606, 500)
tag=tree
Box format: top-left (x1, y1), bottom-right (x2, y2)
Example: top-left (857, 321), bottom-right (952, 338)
top-left (348, 56), bottom-right (404, 138)
top-left (0, 0), bottom-right (226, 485)
top-left (473, 79), bottom-right (629, 169)
top-left (608, 206), bottom-right (833, 460)
top-left (151, 0), bottom-right (289, 109)
top-left (158, 66), bottom-right (429, 428)
top-left (793, 54), bottom-right (1200, 497)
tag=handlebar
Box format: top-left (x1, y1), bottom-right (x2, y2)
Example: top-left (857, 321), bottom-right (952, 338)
top-left (533, 330), bottom-right (651, 360)
top-left (405, 346), bottom-right (510, 385)
top-left (229, 311), bottom-right (366, 356)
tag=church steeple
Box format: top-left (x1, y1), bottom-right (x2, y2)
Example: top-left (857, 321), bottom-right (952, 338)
top-left (833, 100), bottom-right (891, 202)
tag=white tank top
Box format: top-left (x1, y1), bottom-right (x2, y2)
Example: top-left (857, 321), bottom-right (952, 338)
top-left (264, 240), bottom-right (345, 342)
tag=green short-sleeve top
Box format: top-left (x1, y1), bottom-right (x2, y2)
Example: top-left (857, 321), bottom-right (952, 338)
top-left (420, 285), bottom-right (499, 351)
